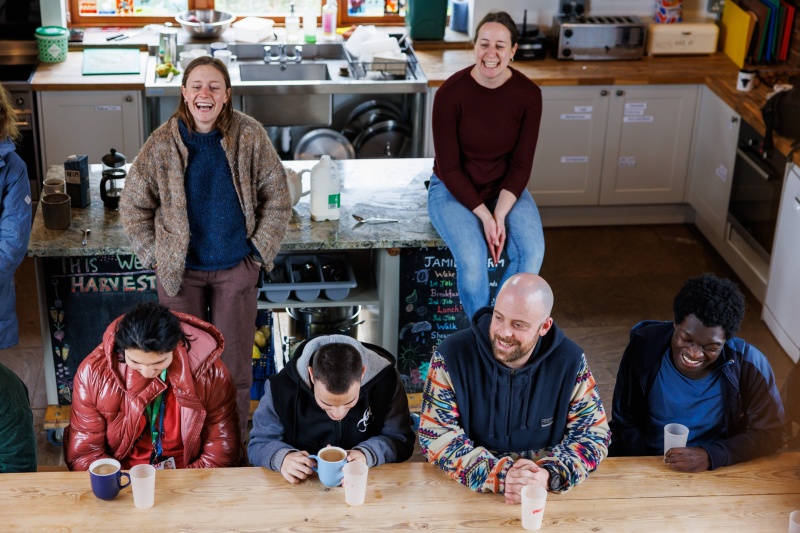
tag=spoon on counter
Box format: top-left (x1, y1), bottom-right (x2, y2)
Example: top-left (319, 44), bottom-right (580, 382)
top-left (81, 229), bottom-right (91, 246)
top-left (352, 214), bottom-right (399, 224)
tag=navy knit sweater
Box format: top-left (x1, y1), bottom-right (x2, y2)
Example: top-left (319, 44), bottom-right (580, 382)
top-left (179, 119), bottom-right (250, 271)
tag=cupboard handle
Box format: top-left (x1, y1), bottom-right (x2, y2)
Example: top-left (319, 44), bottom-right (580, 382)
top-left (731, 117), bottom-right (739, 124)
top-left (124, 95), bottom-right (133, 102)
top-left (795, 195), bottom-right (800, 209)
top-left (600, 89), bottom-right (608, 97)
top-left (616, 90), bottom-right (624, 97)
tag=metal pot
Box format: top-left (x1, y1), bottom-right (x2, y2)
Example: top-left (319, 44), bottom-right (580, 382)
top-left (287, 306), bottom-right (363, 340)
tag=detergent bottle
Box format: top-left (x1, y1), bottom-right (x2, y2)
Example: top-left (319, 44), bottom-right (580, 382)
top-left (310, 155), bottom-right (340, 221)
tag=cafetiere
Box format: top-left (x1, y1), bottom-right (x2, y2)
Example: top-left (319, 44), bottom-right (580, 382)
top-left (100, 148), bottom-right (126, 210)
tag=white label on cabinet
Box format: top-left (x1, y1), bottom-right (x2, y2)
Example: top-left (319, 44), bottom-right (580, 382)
top-left (618, 156), bottom-right (636, 167)
top-left (716, 164), bottom-right (728, 182)
top-left (623, 115), bottom-right (654, 123)
top-left (574, 106), bottom-right (593, 112)
top-left (561, 156), bottom-right (589, 163)
top-left (561, 113), bottom-right (592, 120)
top-left (95, 105), bottom-right (122, 112)
top-left (625, 102), bottom-right (647, 110)
top-left (624, 109), bottom-right (644, 116)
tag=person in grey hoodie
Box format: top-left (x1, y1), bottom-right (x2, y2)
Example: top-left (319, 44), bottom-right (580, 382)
top-left (248, 334), bottom-right (415, 484)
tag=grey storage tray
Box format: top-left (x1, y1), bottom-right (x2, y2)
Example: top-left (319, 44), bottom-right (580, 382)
top-left (258, 253), bottom-right (357, 303)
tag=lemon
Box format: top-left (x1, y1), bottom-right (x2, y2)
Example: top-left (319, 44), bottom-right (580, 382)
top-left (258, 325), bottom-right (272, 342)
top-left (252, 345), bottom-right (261, 359)
top-left (254, 330), bottom-right (267, 348)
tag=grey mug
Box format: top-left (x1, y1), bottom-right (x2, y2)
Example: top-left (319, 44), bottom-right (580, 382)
top-left (41, 192), bottom-right (71, 230)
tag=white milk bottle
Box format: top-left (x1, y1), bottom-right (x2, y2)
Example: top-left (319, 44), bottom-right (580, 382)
top-left (310, 155), bottom-right (340, 221)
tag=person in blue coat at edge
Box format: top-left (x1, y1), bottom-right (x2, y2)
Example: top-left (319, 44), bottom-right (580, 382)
top-left (609, 273), bottom-right (785, 471)
top-left (0, 82), bottom-right (36, 473)
top-left (248, 334), bottom-right (415, 484)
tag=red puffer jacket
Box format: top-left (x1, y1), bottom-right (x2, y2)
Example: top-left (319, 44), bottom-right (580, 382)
top-left (64, 311), bottom-right (241, 470)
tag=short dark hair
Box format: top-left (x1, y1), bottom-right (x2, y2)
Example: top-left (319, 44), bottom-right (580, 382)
top-left (673, 274), bottom-right (745, 339)
top-left (474, 11), bottom-right (519, 47)
top-left (311, 343), bottom-right (362, 395)
top-left (114, 302), bottom-right (190, 361)
top-left (173, 56), bottom-right (234, 137)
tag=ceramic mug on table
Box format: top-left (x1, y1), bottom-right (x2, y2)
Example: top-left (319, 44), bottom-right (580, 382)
top-left (215, 49), bottom-right (237, 67)
top-left (309, 446), bottom-right (347, 487)
top-left (89, 458), bottom-right (131, 500)
top-left (41, 192), bottom-right (71, 230)
top-left (42, 177), bottom-right (66, 196)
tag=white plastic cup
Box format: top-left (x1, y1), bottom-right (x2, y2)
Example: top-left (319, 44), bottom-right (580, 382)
top-left (130, 464), bottom-right (156, 510)
top-left (789, 510), bottom-right (800, 533)
top-left (521, 484), bottom-right (548, 531)
top-left (664, 423), bottom-right (690, 454)
top-left (342, 462), bottom-right (369, 506)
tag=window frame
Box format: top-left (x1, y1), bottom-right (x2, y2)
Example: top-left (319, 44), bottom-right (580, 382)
top-left (68, 0), bottom-right (405, 28)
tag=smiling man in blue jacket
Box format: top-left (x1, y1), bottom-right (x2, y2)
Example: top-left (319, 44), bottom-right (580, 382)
top-left (609, 274), bottom-right (785, 472)
top-left (419, 273), bottom-right (610, 503)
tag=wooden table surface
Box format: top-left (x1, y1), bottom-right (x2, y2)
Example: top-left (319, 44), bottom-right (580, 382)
top-left (3, 453), bottom-right (798, 532)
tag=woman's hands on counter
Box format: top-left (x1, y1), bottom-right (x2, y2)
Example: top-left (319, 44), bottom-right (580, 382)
top-left (473, 190), bottom-right (517, 264)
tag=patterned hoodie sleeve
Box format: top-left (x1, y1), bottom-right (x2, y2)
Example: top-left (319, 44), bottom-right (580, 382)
top-left (535, 353), bottom-right (610, 492)
top-left (418, 351), bottom-right (513, 493)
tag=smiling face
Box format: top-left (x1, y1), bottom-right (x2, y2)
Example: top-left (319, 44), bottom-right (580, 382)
top-left (489, 275), bottom-right (554, 370)
top-left (472, 21), bottom-right (518, 88)
top-left (124, 348), bottom-right (173, 379)
top-left (180, 64), bottom-right (231, 133)
top-left (670, 314), bottom-right (726, 379)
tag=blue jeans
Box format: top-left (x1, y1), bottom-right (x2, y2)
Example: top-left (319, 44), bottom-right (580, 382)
top-left (427, 175), bottom-right (545, 319)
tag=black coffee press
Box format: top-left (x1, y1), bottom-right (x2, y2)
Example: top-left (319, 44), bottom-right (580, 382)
top-left (100, 148), bottom-right (126, 210)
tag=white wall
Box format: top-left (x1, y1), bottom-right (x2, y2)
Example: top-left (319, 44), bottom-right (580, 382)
top-left (466, 0), bottom-right (712, 37)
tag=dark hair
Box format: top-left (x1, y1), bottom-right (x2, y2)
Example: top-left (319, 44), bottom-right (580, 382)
top-left (114, 302), bottom-right (190, 362)
top-left (173, 56), bottom-right (234, 137)
top-left (0, 83), bottom-right (20, 142)
top-left (311, 343), bottom-right (363, 395)
top-left (473, 11), bottom-right (519, 47)
top-left (673, 274), bottom-right (745, 339)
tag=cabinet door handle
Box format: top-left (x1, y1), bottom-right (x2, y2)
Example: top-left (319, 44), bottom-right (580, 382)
top-left (794, 195), bottom-right (800, 209)
top-left (616, 90), bottom-right (625, 97)
top-left (731, 117), bottom-right (739, 124)
top-left (600, 89), bottom-right (608, 97)
top-left (124, 95), bottom-right (133, 102)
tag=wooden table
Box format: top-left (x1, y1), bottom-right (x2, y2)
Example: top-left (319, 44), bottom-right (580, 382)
top-left (3, 454), bottom-right (798, 532)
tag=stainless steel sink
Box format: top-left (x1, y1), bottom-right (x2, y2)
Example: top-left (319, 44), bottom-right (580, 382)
top-left (239, 63), bottom-right (330, 82)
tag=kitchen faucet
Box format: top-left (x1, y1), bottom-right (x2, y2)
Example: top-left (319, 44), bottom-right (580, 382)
top-left (264, 44), bottom-right (303, 68)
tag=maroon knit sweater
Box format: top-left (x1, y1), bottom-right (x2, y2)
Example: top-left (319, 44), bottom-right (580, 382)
top-left (431, 66), bottom-right (543, 211)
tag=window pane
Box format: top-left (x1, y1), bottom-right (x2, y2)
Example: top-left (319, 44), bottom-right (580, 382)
top-left (215, 0), bottom-right (322, 15)
top-left (78, 0), bottom-right (188, 15)
top-left (347, 0), bottom-right (405, 16)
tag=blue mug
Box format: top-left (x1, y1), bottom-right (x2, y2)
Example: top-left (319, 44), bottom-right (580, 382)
top-left (309, 446), bottom-right (347, 487)
top-left (89, 458), bottom-right (131, 500)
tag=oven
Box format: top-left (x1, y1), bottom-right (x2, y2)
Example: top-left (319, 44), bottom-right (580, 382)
top-left (727, 121), bottom-right (788, 262)
top-left (1, 0), bottom-right (43, 200)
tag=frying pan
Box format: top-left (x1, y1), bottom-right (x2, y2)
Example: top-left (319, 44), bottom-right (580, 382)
top-left (294, 129), bottom-right (356, 160)
top-left (342, 100), bottom-right (406, 141)
top-left (353, 120), bottom-right (411, 158)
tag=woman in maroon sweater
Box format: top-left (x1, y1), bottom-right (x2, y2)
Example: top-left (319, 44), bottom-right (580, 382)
top-left (428, 11), bottom-right (544, 319)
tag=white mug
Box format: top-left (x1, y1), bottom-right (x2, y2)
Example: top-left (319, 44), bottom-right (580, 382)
top-left (215, 49), bottom-right (237, 66)
top-left (736, 69), bottom-right (757, 92)
top-left (179, 51), bottom-right (194, 70)
top-left (190, 48), bottom-right (210, 58)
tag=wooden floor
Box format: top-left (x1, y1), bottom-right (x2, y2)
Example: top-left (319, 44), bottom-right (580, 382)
top-left (1, 224), bottom-right (794, 468)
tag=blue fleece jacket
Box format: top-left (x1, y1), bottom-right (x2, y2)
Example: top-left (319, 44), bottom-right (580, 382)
top-left (609, 320), bottom-right (785, 469)
top-left (0, 138), bottom-right (31, 350)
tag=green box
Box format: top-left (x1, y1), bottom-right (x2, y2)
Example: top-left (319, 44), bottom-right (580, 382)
top-left (405, 0), bottom-right (447, 40)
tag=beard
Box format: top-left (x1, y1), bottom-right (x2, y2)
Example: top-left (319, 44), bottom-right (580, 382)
top-left (490, 332), bottom-right (538, 366)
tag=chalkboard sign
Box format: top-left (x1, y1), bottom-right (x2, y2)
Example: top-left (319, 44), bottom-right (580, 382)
top-left (397, 246), bottom-right (508, 393)
top-left (42, 254), bottom-right (157, 405)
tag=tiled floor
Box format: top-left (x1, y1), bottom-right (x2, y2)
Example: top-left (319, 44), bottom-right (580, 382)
top-left (1, 224), bottom-right (794, 468)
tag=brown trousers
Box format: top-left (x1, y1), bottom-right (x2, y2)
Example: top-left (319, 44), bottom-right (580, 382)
top-left (157, 255), bottom-right (261, 445)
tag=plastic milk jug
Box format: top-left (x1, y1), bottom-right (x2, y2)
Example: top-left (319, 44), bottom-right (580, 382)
top-left (310, 155), bottom-right (340, 221)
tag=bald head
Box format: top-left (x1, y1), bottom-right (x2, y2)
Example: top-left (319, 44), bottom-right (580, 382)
top-left (489, 274), bottom-right (555, 369)
top-left (496, 273), bottom-right (554, 320)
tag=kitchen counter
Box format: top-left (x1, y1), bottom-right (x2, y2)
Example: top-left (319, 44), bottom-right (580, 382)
top-left (31, 51), bottom-right (149, 91)
top-left (28, 158), bottom-right (441, 258)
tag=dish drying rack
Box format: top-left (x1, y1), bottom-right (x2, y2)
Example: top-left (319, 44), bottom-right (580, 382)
top-left (343, 34), bottom-right (419, 81)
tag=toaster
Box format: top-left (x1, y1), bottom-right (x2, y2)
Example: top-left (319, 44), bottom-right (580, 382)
top-left (647, 23), bottom-right (719, 55)
top-left (552, 15), bottom-right (648, 60)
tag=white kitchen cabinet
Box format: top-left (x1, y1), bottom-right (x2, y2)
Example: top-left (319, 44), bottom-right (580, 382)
top-left (37, 90), bottom-right (143, 168)
top-left (688, 86), bottom-right (740, 240)
top-left (528, 86), bottom-right (609, 206)
top-left (600, 85), bottom-right (698, 205)
top-left (763, 165), bottom-right (800, 363)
